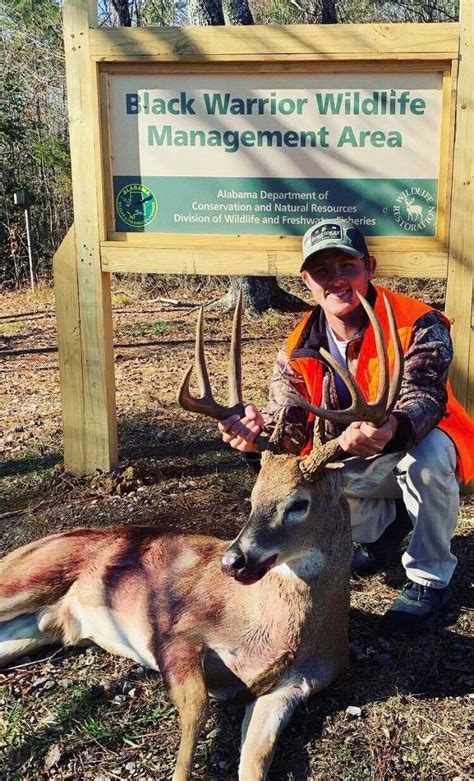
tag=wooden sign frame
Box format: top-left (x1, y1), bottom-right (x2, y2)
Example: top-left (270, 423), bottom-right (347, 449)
top-left (54, 0), bottom-right (473, 478)
top-left (100, 61), bottom-right (453, 276)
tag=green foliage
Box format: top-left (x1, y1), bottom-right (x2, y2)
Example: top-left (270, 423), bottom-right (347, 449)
top-left (261, 310), bottom-right (283, 328)
top-left (337, 0), bottom-right (459, 23)
top-left (130, 320), bottom-right (171, 336)
top-left (112, 290), bottom-right (135, 306)
top-left (252, 0), bottom-right (306, 24)
top-left (1, 0), bottom-right (72, 287)
top-left (252, 0), bottom-right (459, 24)
top-left (150, 320), bottom-right (171, 335)
top-left (139, 0), bottom-right (185, 25)
top-left (30, 139), bottom-right (70, 173)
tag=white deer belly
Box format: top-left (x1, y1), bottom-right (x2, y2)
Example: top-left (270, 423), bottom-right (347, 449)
top-left (60, 594), bottom-right (159, 670)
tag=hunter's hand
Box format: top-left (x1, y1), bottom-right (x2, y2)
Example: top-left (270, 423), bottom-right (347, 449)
top-left (339, 415), bottom-right (398, 458)
top-left (218, 404), bottom-right (264, 453)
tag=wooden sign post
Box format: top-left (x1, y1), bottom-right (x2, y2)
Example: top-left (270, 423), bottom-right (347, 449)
top-left (54, 0), bottom-right (472, 481)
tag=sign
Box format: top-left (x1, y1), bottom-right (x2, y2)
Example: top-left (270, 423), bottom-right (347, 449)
top-left (108, 72), bottom-right (443, 237)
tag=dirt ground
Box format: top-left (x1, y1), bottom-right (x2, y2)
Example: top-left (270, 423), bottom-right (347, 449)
top-left (0, 279), bottom-right (473, 781)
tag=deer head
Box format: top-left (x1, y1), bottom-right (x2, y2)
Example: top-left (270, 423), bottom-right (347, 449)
top-left (178, 292), bottom-right (404, 585)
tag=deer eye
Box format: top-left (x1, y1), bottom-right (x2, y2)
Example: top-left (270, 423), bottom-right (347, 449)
top-left (285, 499), bottom-right (310, 523)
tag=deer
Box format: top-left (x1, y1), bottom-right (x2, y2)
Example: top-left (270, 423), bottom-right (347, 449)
top-left (404, 196), bottom-right (423, 222)
top-left (0, 292), bottom-right (403, 781)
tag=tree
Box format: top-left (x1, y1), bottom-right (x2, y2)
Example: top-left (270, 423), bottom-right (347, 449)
top-left (1, 0), bottom-right (72, 287)
top-left (251, 0), bottom-right (458, 24)
top-left (189, 0), bottom-right (224, 23)
top-left (226, 0), bottom-right (253, 24)
top-left (110, 0), bottom-right (132, 25)
top-left (321, 0), bottom-right (337, 24)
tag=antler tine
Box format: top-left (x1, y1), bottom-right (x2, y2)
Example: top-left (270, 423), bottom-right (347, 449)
top-left (288, 344), bottom-right (369, 426)
top-left (178, 306), bottom-right (244, 421)
top-left (356, 292), bottom-right (389, 410)
top-left (261, 408), bottom-right (289, 466)
top-left (289, 293), bottom-right (403, 429)
top-left (178, 363), bottom-right (234, 422)
top-left (178, 300), bottom-right (281, 455)
top-left (299, 438), bottom-right (346, 481)
top-left (319, 346), bottom-right (369, 417)
top-left (312, 415), bottom-right (324, 449)
top-left (383, 293), bottom-right (404, 413)
top-left (228, 291), bottom-right (243, 407)
top-left (195, 307), bottom-right (213, 399)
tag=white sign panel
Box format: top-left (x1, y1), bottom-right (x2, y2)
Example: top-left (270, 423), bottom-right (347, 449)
top-left (108, 72), bottom-right (443, 236)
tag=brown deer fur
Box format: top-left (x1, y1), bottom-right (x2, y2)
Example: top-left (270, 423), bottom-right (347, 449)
top-left (0, 294), bottom-right (403, 780)
top-left (0, 454), bottom-right (355, 781)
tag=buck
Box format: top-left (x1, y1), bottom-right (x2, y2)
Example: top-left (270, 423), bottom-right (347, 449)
top-left (0, 293), bottom-right (403, 781)
top-left (404, 196), bottom-right (423, 221)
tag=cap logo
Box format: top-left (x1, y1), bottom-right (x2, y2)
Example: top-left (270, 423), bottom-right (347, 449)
top-left (300, 218), bottom-right (369, 270)
top-left (310, 223), bottom-right (343, 245)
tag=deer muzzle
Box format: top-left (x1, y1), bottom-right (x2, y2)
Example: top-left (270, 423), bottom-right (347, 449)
top-left (221, 543), bottom-right (278, 585)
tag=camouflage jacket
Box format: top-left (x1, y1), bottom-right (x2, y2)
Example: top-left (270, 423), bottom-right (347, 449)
top-left (261, 289), bottom-right (453, 456)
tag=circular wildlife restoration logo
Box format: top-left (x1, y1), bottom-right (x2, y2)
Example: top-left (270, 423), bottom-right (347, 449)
top-left (392, 187), bottom-right (436, 233)
top-left (116, 183), bottom-right (158, 228)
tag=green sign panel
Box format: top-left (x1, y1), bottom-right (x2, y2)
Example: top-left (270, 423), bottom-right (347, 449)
top-left (113, 176), bottom-right (437, 236)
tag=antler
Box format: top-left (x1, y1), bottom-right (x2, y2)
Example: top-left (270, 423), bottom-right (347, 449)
top-left (178, 293), bottom-right (280, 452)
top-left (293, 292), bottom-right (404, 428)
top-left (178, 291), bottom-right (403, 472)
top-left (296, 292), bottom-right (404, 480)
top-left (178, 293), bottom-right (245, 421)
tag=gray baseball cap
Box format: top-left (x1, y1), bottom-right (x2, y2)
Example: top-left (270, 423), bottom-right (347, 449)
top-left (300, 219), bottom-right (369, 271)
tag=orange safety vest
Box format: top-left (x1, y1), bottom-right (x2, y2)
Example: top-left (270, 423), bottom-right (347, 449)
top-left (287, 285), bottom-right (474, 484)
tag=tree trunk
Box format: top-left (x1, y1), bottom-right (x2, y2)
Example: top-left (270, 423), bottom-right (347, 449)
top-left (209, 276), bottom-right (311, 315)
top-left (225, 0), bottom-right (254, 25)
top-left (189, 0), bottom-right (225, 24)
top-left (111, 0), bottom-right (132, 26)
top-left (321, 0), bottom-right (338, 24)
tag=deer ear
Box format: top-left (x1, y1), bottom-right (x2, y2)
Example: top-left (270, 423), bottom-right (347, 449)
top-left (339, 452), bottom-right (403, 495)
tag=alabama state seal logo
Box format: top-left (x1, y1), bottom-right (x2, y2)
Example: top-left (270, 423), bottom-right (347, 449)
top-left (116, 184), bottom-right (158, 228)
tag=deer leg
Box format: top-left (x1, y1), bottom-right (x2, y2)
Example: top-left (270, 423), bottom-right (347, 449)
top-left (238, 658), bottom-right (337, 781)
top-left (238, 680), bottom-right (305, 781)
top-left (170, 668), bottom-right (209, 781)
top-left (161, 645), bottom-right (209, 781)
top-left (0, 611), bottom-right (59, 667)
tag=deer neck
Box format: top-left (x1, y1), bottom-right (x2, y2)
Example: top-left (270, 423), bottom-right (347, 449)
top-left (272, 549), bottom-right (327, 583)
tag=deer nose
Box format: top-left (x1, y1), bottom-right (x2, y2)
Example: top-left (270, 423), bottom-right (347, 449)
top-left (221, 546), bottom-right (247, 576)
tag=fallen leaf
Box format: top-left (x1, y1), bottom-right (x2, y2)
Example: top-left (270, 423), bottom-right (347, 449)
top-left (44, 744), bottom-right (62, 771)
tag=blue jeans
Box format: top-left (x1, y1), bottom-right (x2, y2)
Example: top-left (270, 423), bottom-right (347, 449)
top-left (344, 428), bottom-right (459, 589)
